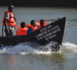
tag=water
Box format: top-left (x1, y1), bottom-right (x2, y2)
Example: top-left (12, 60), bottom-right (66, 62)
top-left (0, 7), bottom-right (77, 70)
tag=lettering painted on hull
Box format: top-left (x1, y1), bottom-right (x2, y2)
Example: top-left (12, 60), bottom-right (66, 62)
top-left (35, 25), bottom-right (61, 41)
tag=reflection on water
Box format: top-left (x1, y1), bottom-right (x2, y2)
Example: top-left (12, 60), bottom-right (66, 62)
top-left (1, 51), bottom-right (77, 70)
top-left (5, 55), bottom-right (16, 70)
top-left (0, 53), bottom-right (65, 70)
top-left (51, 53), bottom-right (64, 63)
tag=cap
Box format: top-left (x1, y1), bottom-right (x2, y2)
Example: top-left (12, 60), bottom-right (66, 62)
top-left (8, 4), bottom-right (14, 9)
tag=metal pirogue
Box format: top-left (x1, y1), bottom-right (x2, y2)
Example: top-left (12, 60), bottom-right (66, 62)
top-left (0, 17), bottom-right (66, 50)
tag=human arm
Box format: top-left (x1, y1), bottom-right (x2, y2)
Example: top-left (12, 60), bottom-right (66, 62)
top-left (4, 13), bottom-right (10, 34)
top-left (26, 24), bottom-right (36, 31)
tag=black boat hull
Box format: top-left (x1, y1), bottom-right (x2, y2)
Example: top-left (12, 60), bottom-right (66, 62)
top-left (0, 17), bottom-right (66, 47)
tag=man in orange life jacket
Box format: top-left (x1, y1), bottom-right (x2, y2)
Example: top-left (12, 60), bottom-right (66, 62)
top-left (36, 19), bottom-right (48, 29)
top-left (27, 20), bottom-right (37, 34)
top-left (16, 22), bottom-right (28, 35)
top-left (2, 4), bottom-right (16, 36)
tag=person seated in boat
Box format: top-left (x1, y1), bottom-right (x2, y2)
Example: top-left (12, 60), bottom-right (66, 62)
top-left (26, 20), bottom-right (37, 34)
top-left (30, 20), bottom-right (37, 30)
top-left (36, 19), bottom-right (48, 29)
top-left (16, 22), bottom-right (28, 35)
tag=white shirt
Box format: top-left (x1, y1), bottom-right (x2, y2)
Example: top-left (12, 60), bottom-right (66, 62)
top-left (4, 12), bottom-right (10, 20)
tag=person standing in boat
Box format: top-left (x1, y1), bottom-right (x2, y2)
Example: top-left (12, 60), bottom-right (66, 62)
top-left (2, 4), bottom-right (16, 36)
top-left (36, 19), bottom-right (48, 29)
top-left (16, 22), bottom-right (28, 35)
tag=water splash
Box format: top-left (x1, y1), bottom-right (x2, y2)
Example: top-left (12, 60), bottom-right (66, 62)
top-left (0, 42), bottom-right (53, 55)
top-left (0, 42), bottom-right (77, 55)
top-left (61, 42), bottom-right (77, 53)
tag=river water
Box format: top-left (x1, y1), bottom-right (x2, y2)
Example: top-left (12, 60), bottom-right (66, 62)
top-left (0, 7), bottom-right (77, 70)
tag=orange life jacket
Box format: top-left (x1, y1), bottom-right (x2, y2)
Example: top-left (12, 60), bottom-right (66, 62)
top-left (26, 24), bottom-right (37, 31)
top-left (2, 11), bottom-right (16, 27)
top-left (16, 26), bottom-right (28, 35)
top-left (36, 20), bottom-right (48, 28)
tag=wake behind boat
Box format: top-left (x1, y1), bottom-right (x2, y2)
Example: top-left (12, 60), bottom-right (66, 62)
top-left (0, 17), bottom-right (66, 51)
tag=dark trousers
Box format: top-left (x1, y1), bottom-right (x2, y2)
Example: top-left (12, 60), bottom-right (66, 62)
top-left (5, 29), bottom-right (13, 36)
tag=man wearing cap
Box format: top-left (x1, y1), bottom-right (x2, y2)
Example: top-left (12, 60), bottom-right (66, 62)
top-left (2, 4), bottom-right (16, 36)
